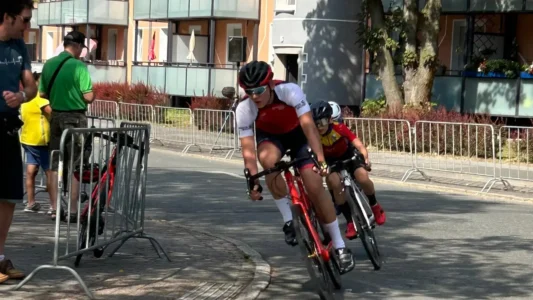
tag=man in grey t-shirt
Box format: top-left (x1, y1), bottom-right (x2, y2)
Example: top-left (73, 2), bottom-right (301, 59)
top-left (0, 0), bottom-right (37, 283)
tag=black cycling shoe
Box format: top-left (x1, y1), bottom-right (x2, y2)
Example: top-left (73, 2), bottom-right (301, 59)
top-left (283, 221), bottom-right (298, 246)
top-left (335, 247), bottom-right (355, 274)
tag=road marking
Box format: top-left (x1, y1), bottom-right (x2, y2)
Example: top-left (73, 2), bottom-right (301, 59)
top-left (198, 170), bottom-right (245, 179)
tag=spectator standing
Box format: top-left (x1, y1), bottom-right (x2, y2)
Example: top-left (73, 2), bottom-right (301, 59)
top-left (20, 72), bottom-right (54, 213)
top-left (39, 31), bottom-right (95, 222)
top-left (0, 0), bottom-right (37, 284)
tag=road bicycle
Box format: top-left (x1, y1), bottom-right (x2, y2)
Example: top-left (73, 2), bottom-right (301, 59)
top-left (244, 149), bottom-right (342, 300)
top-left (72, 131), bottom-right (142, 267)
top-left (329, 155), bottom-right (382, 270)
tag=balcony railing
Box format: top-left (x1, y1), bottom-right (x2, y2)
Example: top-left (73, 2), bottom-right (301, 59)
top-left (88, 61), bottom-right (126, 83)
top-left (389, 0), bottom-right (533, 12)
top-left (365, 72), bottom-right (533, 118)
top-left (131, 63), bottom-right (238, 97)
top-left (133, 0), bottom-right (259, 20)
top-left (37, 0), bottom-right (128, 26)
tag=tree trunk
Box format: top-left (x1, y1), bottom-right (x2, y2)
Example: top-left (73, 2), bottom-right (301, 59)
top-left (367, 0), bottom-right (403, 112)
top-left (407, 0), bottom-right (442, 105)
top-left (402, 0), bottom-right (419, 104)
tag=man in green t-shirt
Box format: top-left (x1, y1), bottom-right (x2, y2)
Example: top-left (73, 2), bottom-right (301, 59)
top-left (39, 31), bottom-right (95, 222)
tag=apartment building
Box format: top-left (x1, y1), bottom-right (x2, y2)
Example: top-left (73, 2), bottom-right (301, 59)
top-left (129, 0), bottom-right (263, 99)
top-left (33, 0), bottom-right (128, 82)
top-left (365, 0), bottom-right (533, 118)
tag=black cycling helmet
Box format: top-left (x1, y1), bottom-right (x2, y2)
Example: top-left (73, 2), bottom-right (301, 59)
top-left (238, 60), bottom-right (274, 89)
top-left (310, 101), bottom-right (333, 121)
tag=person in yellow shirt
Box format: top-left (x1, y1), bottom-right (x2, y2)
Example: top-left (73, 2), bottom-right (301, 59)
top-left (20, 72), bottom-right (53, 213)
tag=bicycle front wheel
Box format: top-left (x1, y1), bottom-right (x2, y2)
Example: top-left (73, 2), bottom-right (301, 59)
top-left (346, 185), bottom-right (382, 270)
top-left (291, 204), bottom-right (335, 300)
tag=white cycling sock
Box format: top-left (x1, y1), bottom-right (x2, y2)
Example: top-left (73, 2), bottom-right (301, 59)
top-left (274, 197), bottom-right (293, 223)
top-left (324, 219), bottom-right (345, 249)
top-left (0, 255), bottom-right (4, 261)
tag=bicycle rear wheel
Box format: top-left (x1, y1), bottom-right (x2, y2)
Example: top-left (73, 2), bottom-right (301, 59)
top-left (346, 185), bottom-right (382, 270)
top-left (291, 204), bottom-right (335, 300)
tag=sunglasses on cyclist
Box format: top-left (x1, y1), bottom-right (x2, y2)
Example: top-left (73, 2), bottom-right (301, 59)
top-left (13, 15), bottom-right (31, 24)
top-left (244, 85), bottom-right (268, 96)
top-left (315, 118), bottom-right (330, 127)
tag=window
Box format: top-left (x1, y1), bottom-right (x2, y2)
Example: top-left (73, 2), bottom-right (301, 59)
top-left (275, 0), bottom-right (296, 12)
top-left (226, 24), bottom-right (243, 65)
top-left (188, 25), bottom-right (201, 35)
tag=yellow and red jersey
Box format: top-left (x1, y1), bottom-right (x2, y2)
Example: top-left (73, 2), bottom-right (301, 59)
top-left (320, 122), bottom-right (357, 159)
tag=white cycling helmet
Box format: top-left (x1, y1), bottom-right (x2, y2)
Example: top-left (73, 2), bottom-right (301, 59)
top-left (328, 101), bottom-right (342, 121)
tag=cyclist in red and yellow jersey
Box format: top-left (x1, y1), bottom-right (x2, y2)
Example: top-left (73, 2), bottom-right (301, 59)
top-left (310, 101), bottom-right (386, 240)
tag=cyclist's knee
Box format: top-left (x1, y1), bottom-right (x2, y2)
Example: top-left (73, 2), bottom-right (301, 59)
top-left (299, 168), bottom-right (325, 196)
top-left (265, 173), bottom-right (287, 198)
top-left (326, 173), bottom-right (342, 191)
top-left (257, 142), bottom-right (282, 169)
top-left (354, 167), bottom-right (370, 183)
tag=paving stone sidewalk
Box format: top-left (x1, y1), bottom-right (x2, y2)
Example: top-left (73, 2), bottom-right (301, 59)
top-left (0, 204), bottom-right (256, 300)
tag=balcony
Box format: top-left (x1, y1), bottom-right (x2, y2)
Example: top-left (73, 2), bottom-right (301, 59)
top-left (133, 0), bottom-right (259, 21)
top-left (88, 62), bottom-right (126, 83)
top-left (131, 63), bottom-right (237, 97)
top-left (37, 0), bottom-right (128, 26)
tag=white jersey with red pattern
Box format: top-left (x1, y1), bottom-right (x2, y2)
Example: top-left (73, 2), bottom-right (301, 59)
top-left (236, 82), bottom-right (310, 138)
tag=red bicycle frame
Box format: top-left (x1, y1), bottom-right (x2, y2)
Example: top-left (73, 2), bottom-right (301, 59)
top-left (284, 169), bottom-right (332, 262)
top-left (80, 147), bottom-right (117, 218)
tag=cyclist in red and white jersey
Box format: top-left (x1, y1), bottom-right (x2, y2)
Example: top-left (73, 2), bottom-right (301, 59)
top-left (236, 61), bottom-right (355, 274)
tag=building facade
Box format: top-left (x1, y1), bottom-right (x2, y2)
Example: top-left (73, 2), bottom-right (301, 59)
top-left (27, 0), bottom-right (533, 116)
top-left (270, 0), bottom-right (363, 106)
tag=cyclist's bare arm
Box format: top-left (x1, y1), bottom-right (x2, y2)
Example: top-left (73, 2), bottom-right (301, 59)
top-left (299, 112), bottom-right (326, 162)
top-left (241, 136), bottom-right (259, 176)
top-left (352, 138), bottom-right (369, 161)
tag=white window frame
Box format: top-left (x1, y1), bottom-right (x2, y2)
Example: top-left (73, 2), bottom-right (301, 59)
top-left (274, 0), bottom-right (296, 13)
top-left (159, 28), bottom-right (168, 62)
top-left (135, 29), bottom-right (143, 61)
top-left (226, 23), bottom-right (243, 66)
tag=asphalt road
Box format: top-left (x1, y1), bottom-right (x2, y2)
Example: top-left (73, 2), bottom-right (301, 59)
top-left (145, 147), bottom-right (533, 300)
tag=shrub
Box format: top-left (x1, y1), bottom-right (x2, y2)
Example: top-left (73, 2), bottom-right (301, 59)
top-left (93, 82), bottom-right (169, 122)
top-left (93, 82), bottom-right (169, 106)
top-left (189, 96), bottom-right (231, 111)
top-left (345, 101), bottom-right (504, 160)
top-left (361, 95), bottom-right (387, 117)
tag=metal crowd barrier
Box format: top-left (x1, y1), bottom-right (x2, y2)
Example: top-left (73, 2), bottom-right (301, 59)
top-left (88, 100), bottom-right (533, 194)
top-left (186, 109), bottom-right (238, 159)
top-left (14, 123), bottom-right (170, 299)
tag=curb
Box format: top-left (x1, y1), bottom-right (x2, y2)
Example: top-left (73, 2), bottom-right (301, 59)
top-left (371, 177), bottom-right (533, 204)
top-left (153, 220), bottom-right (271, 300)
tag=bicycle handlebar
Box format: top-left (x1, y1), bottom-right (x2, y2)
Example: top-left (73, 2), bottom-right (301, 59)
top-left (328, 150), bottom-right (372, 172)
top-left (91, 132), bottom-right (140, 150)
top-left (328, 155), bottom-right (358, 170)
top-left (243, 148), bottom-right (320, 198)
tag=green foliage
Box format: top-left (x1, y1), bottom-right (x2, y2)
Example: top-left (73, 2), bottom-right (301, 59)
top-left (163, 109), bottom-right (190, 126)
top-left (356, 0), bottom-right (406, 58)
top-left (361, 95), bottom-right (388, 117)
top-left (484, 59), bottom-right (521, 78)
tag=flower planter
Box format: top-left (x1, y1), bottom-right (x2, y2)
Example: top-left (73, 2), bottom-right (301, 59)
top-left (520, 71), bottom-right (533, 79)
top-left (462, 71), bottom-right (510, 78)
